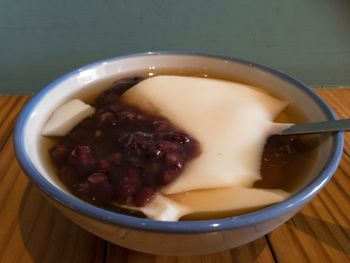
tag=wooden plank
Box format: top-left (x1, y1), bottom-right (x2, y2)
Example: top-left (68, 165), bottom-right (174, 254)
top-left (0, 96), bottom-right (18, 144)
top-left (0, 95), bottom-right (30, 151)
top-left (267, 195), bottom-right (350, 262)
top-left (0, 99), bottom-right (107, 263)
top-left (0, 96), bottom-right (9, 108)
top-left (316, 88), bottom-right (350, 156)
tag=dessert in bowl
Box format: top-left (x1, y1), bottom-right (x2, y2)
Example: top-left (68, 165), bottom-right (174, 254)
top-left (14, 52), bottom-right (343, 255)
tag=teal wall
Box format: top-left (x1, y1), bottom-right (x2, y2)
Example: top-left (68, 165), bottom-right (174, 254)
top-left (1, 0), bottom-right (350, 94)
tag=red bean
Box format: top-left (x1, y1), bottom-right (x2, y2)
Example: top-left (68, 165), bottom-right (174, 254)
top-left (70, 145), bottom-right (96, 173)
top-left (96, 160), bottom-right (111, 173)
top-left (49, 143), bottom-right (70, 164)
top-left (59, 165), bottom-right (79, 186)
top-left (165, 152), bottom-right (184, 171)
top-left (88, 173), bottom-right (114, 203)
top-left (160, 170), bottom-right (178, 185)
top-left (133, 187), bottom-right (156, 207)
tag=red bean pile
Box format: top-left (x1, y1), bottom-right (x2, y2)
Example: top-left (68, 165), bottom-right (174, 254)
top-left (49, 78), bottom-right (200, 207)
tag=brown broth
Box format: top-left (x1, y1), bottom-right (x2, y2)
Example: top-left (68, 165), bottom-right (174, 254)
top-left (39, 71), bottom-right (319, 219)
top-left (256, 109), bottom-right (319, 193)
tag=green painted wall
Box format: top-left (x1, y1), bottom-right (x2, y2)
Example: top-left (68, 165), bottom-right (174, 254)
top-left (1, 0), bottom-right (350, 94)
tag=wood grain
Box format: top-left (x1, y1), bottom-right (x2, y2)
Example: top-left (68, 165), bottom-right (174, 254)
top-left (0, 88), bottom-right (350, 262)
top-left (0, 96), bottom-right (29, 150)
top-left (316, 88), bottom-right (350, 156)
top-left (0, 139), bottom-right (107, 262)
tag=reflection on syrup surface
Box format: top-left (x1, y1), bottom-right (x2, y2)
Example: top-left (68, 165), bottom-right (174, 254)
top-left (255, 107), bottom-right (319, 194)
top-left (256, 134), bottom-right (318, 193)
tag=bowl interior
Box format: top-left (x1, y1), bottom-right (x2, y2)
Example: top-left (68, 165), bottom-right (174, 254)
top-left (16, 53), bottom-right (337, 227)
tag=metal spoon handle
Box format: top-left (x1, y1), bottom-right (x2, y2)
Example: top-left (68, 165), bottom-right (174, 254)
top-left (281, 119), bottom-right (350, 135)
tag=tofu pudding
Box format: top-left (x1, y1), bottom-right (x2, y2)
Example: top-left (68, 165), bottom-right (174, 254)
top-left (42, 75), bottom-right (316, 221)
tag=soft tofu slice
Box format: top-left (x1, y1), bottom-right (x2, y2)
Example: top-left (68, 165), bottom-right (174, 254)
top-left (122, 76), bottom-right (289, 194)
top-left (122, 187), bottom-right (290, 221)
top-left (139, 194), bottom-right (190, 221)
top-left (168, 186), bottom-right (290, 216)
top-left (42, 99), bottom-right (95, 136)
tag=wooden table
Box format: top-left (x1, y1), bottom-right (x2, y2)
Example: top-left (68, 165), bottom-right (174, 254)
top-left (1, 89), bottom-right (349, 263)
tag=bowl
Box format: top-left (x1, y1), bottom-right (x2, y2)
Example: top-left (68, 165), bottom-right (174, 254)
top-left (14, 52), bottom-right (343, 256)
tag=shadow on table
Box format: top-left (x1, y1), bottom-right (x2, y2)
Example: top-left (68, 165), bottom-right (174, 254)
top-left (286, 213), bottom-right (350, 255)
top-left (18, 183), bottom-right (106, 263)
top-left (107, 239), bottom-right (271, 262)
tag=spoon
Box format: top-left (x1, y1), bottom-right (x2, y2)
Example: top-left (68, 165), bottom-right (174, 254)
top-left (281, 119), bottom-right (350, 135)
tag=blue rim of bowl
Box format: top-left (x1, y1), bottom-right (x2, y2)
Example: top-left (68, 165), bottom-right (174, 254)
top-left (14, 51), bottom-right (344, 233)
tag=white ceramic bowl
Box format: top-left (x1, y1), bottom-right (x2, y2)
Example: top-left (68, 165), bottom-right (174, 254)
top-left (14, 52), bottom-right (343, 255)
